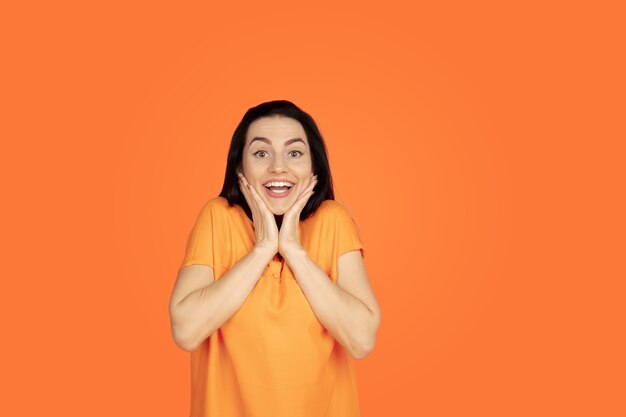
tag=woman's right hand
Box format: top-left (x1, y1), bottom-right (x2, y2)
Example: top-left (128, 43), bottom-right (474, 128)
top-left (238, 172), bottom-right (279, 256)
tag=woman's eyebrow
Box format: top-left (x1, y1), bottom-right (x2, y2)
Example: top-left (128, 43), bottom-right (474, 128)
top-left (250, 137), bottom-right (305, 146)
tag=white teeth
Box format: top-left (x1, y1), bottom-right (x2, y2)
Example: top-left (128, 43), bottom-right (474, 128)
top-left (264, 181), bottom-right (294, 188)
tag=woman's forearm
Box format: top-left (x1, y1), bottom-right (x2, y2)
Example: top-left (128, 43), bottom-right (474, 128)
top-left (283, 246), bottom-right (378, 360)
top-left (171, 246), bottom-right (274, 352)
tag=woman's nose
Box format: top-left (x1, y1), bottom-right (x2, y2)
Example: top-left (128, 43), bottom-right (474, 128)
top-left (269, 155), bottom-right (287, 173)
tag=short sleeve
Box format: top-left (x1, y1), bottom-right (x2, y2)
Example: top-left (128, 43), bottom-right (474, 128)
top-left (334, 205), bottom-right (365, 259)
top-left (179, 201), bottom-right (216, 270)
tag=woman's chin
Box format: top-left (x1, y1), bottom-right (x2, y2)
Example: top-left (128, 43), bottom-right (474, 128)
top-left (269, 207), bottom-right (287, 216)
top-left (261, 196), bottom-right (291, 216)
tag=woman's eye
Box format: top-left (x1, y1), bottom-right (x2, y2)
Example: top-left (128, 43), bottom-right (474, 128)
top-left (254, 150), bottom-right (302, 158)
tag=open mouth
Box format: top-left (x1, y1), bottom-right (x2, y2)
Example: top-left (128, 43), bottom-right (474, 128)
top-left (264, 185), bottom-right (292, 193)
top-left (263, 182), bottom-right (294, 197)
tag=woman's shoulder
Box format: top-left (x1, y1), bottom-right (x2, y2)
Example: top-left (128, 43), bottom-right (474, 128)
top-left (319, 198), bottom-right (353, 212)
top-left (202, 195), bottom-right (229, 209)
top-left (195, 196), bottom-right (225, 213)
top-left (198, 196), bottom-right (242, 217)
top-left (313, 199), bottom-right (355, 221)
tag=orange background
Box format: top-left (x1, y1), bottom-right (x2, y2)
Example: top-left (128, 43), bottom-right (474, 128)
top-left (2, 1), bottom-right (624, 416)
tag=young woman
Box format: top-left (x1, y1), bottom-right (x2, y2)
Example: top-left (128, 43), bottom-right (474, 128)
top-left (169, 100), bottom-right (381, 417)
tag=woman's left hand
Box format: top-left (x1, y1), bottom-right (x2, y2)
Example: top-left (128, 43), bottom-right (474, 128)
top-left (278, 173), bottom-right (318, 257)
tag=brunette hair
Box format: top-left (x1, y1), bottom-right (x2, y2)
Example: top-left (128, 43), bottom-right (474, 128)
top-left (219, 100), bottom-right (335, 222)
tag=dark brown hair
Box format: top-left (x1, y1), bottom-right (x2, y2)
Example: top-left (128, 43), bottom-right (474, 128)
top-left (219, 100), bottom-right (335, 222)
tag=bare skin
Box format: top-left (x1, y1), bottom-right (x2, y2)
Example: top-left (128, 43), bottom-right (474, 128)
top-left (237, 170), bottom-right (379, 359)
top-left (169, 116), bottom-right (380, 358)
top-left (237, 171), bottom-right (317, 257)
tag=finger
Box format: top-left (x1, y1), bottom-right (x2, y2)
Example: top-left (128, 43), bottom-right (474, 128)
top-left (243, 177), bottom-right (271, 214)
top-left (308, 174), bottom-right (318, 192)
top-left (238, 176), bottom-right (260, 220)
top-left (238, 175), bottom-right (253, 208)
top-left (240, 174), bottom-right (274, 223)
top-left (298, 174), bottom-right (318, 200)
top-left (239, 177), bottom-right (274, 241)
top-left (239, 173), bottom-right (259, 207)
top-left (239, 174), bottom-right (260, 204)
top-left (290, 174), bottom-right (316, 203)
top-left (286, 178), bottom-right (317, 217)
top-left (295, 175), bottom-right (317, 203)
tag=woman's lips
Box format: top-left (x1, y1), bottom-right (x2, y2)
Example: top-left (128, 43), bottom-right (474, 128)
top-left (264, 186), bottom-right (293, 198)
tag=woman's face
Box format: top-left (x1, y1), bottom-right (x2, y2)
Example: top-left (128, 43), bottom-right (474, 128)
top-left (239, 115), bottom-right (313, 216)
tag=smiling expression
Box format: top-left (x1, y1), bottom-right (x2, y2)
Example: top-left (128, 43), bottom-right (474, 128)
top-left (239, 116), bottom-right (314, 215)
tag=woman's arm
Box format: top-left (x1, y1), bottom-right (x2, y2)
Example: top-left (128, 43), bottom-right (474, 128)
top-left (283, 246), bottom-right (381, 360)
top-left (169, 246), bottom-right (275, 352)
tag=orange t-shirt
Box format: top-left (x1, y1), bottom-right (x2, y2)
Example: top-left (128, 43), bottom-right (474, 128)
top-left (179, 196), bottom-right (366, 417)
